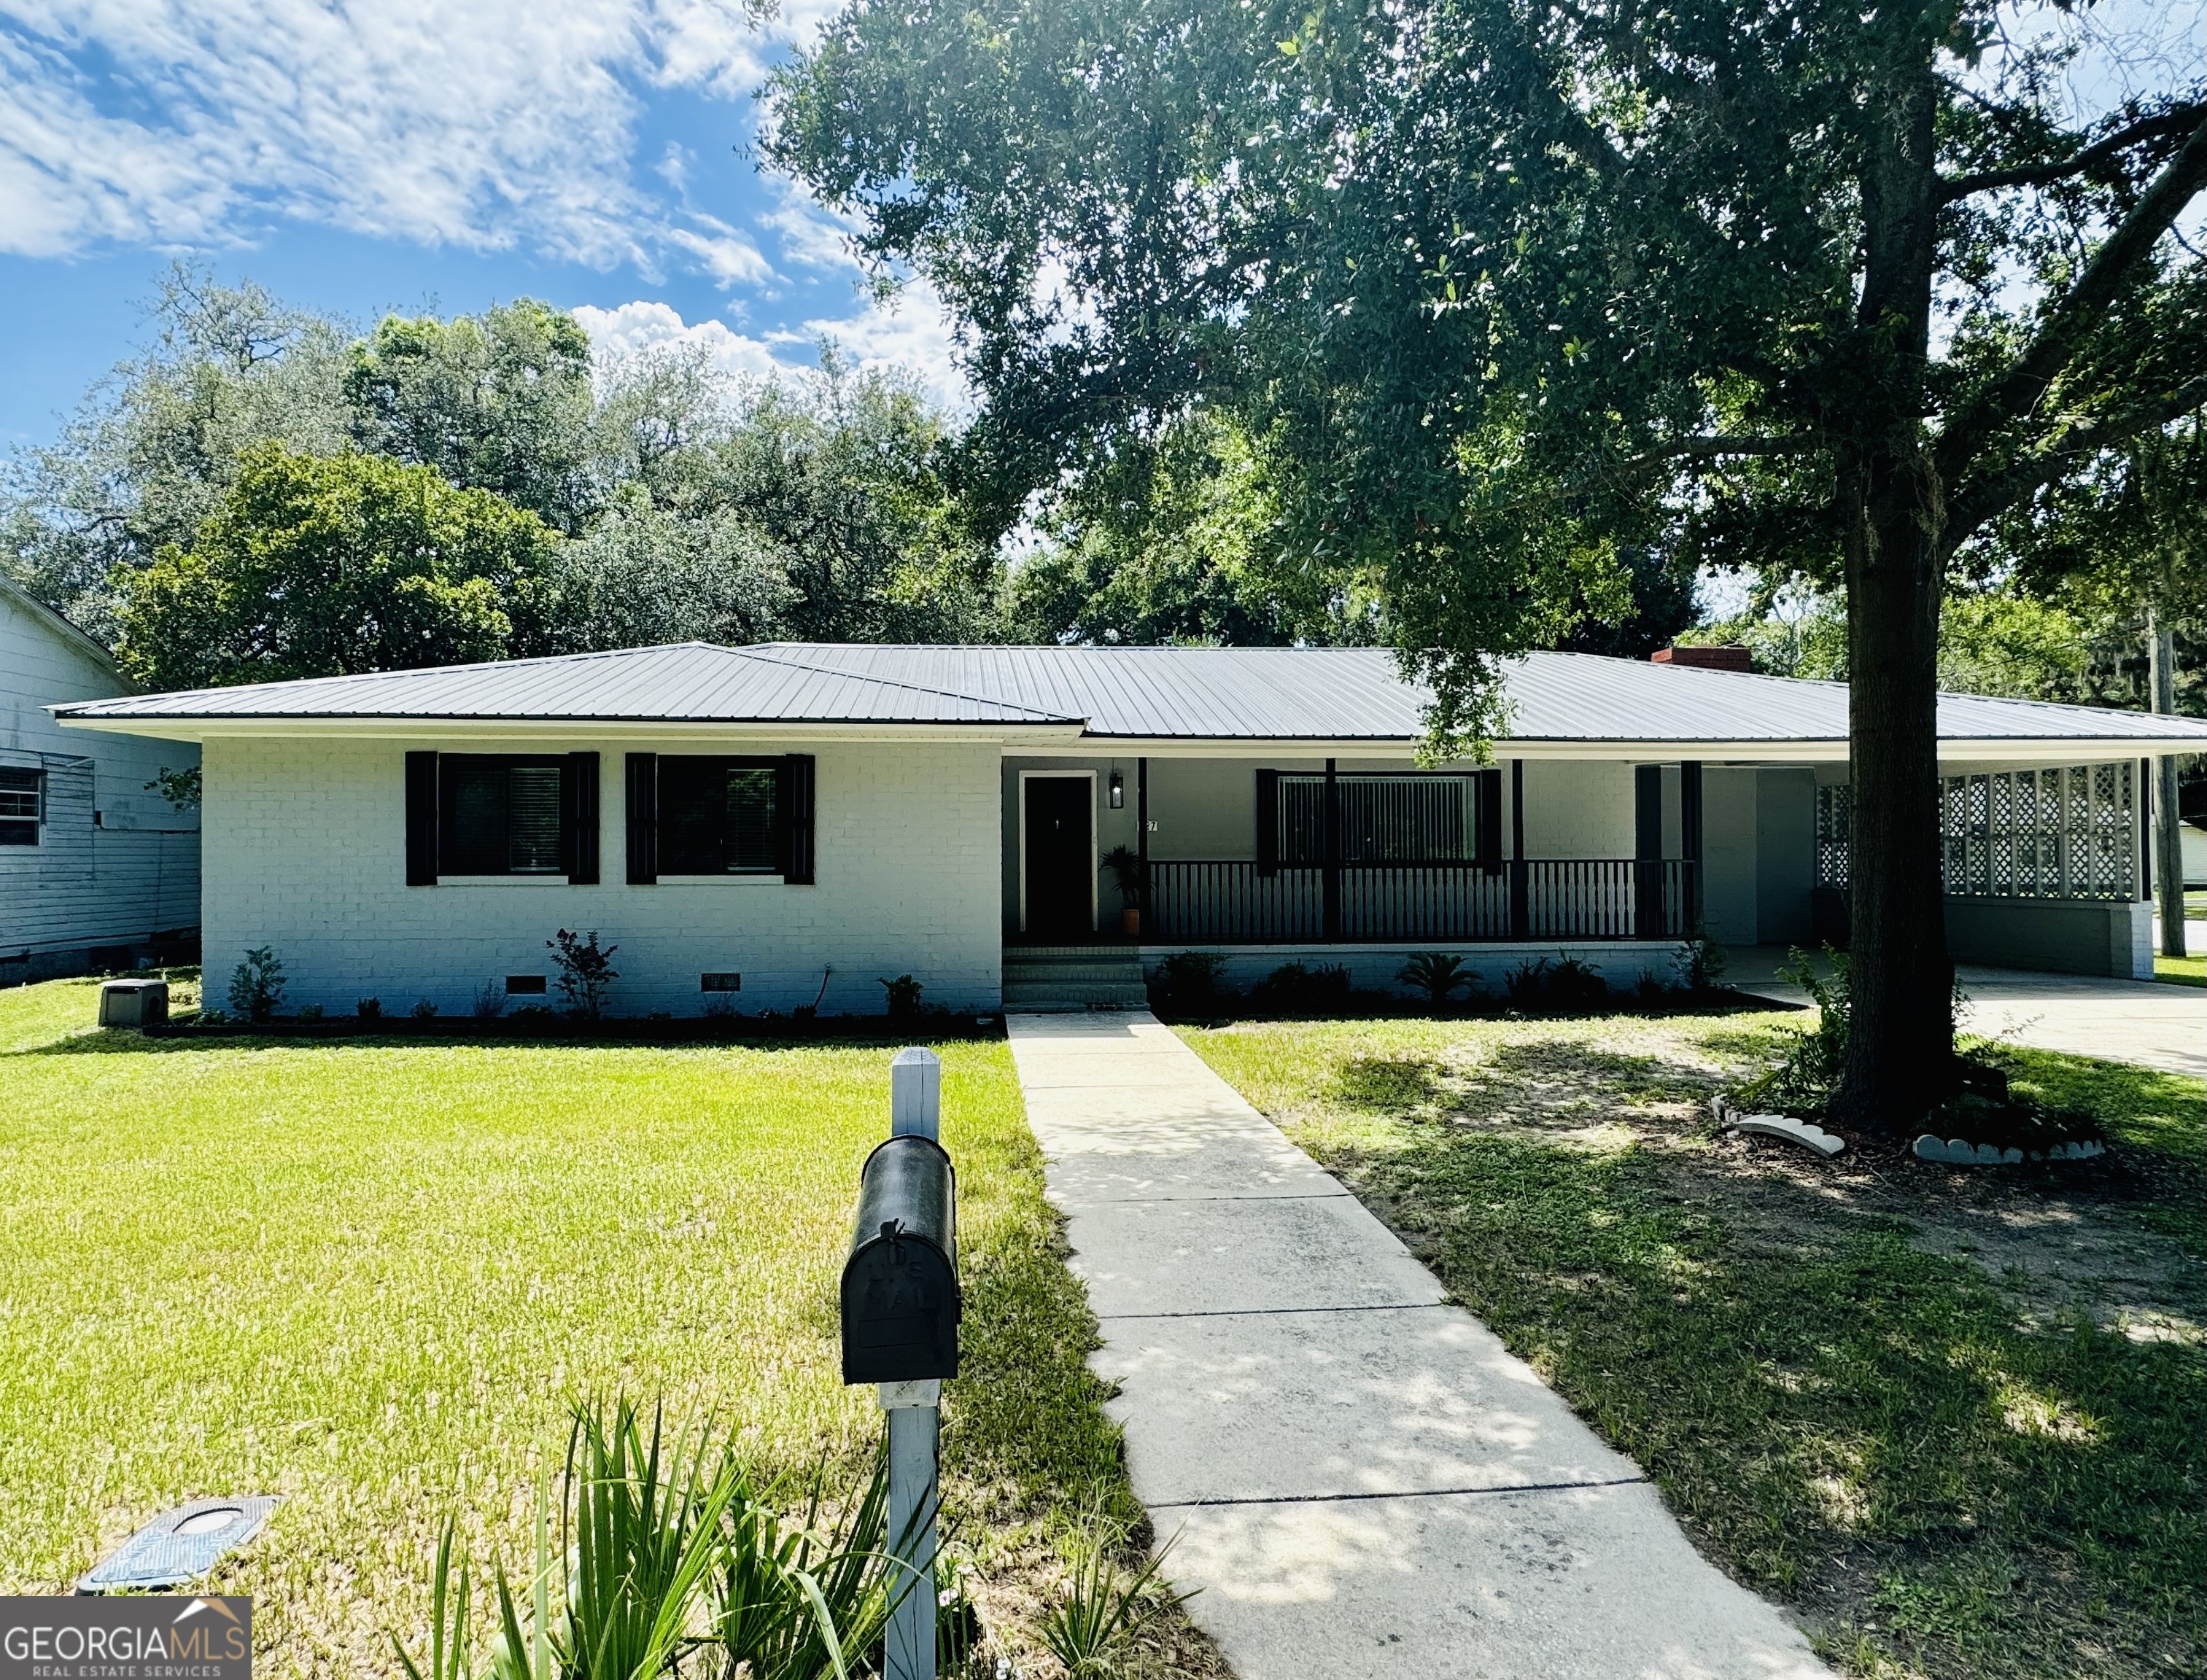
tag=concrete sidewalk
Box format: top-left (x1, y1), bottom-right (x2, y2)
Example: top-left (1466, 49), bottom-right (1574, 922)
top-left (1725, 946), bottom-right (2207, 1081)
top-left (1007, 1011), bottom-right (1831, 1680)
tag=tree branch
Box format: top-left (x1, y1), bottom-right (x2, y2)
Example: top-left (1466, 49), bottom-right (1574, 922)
top-left (1602, 434), bottom-right (1820, 475)
top-left (1939, 102), bottom-right (2207, 203)
top-left (1935, 114), bottom-right (2207, 483)
top-left (1947, 370), bottom-right (2207, 545)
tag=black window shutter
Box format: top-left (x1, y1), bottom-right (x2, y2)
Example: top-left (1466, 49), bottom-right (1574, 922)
top-left (1477, 767), bottom-right (1504, 874)
top-left (405, 752), bottom-right (439, 885)
top-left (625, 753), bottom-right (657, 885)
top-left (1254, 769), bottom-right (1279, 877)
top-left (566, 752), bottom-right (600, 884)
top-left (783, 753), bottom-right (815, 884)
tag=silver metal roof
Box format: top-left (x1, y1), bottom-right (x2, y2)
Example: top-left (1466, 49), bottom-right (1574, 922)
top-left (52, 639), bottom-right (2207, 749)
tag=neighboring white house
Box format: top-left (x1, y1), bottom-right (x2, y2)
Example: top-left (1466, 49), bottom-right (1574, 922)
top-left (2, 578), bottom-right (200, 981)
top-left (53, 640), bottom-right (2207, 1013)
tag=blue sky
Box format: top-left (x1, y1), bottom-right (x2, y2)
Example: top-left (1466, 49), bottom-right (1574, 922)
top-left (0, 0), bottom-right (964, 451)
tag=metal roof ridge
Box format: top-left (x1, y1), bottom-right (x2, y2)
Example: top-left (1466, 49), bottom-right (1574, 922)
top-left (729, 643), bottom-right (1088, 720)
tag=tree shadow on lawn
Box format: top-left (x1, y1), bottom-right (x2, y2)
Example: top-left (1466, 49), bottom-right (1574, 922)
top-left (1289, 1033), bottom-right (2207, 1680)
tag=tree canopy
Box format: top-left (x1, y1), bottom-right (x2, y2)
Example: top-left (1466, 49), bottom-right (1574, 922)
top-left (4, 270), bottom-right (1001, 664)
top-left (114, 444), bottom-right (554, 690)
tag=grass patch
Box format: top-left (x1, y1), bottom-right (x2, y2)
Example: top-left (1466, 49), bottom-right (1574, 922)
top-left (2154, 951), bottom-right (2207, 988)
top-left (1184, 1013), bottom-right (2206, 1680)
top-left (0, 976), bottom-right (1180, 1677)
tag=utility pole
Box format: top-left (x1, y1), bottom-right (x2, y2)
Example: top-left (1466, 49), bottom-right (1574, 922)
top-left (2150, 615), bottom-right (2187, 960)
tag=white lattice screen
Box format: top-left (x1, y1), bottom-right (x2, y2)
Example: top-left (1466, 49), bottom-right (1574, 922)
top-left (1814, 764), bottom-right (2138, 901)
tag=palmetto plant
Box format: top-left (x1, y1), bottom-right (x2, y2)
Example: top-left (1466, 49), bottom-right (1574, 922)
top-left (1038, 1512), bottom-right (1193, 1679)
top-left (394, 1399), bottom-right (900, 1680)
top-left (1396, 952), bottom-right (1475, 1008)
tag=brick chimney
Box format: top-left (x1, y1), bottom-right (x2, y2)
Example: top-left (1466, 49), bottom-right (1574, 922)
top-left (1651, 644), bottom-right (1753, 673)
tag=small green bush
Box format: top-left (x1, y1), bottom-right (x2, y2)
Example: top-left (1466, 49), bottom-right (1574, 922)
top-left (227, 946), bottom-right (286, 1022)
top-left (549, 928), bottom-right (619, 1019)
top-left (1149, 951), bottom-right (1230, 1015)
top-left (880, 973), bottom-right (924, 1020)
top-left (1397, 952), bottom-right (1478, 1008)
top-left (1252, 960), bottom-right (1353, 1014)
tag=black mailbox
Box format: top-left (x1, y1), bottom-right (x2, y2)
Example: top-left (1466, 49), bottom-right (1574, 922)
top-left (840, 1135), bottom-right (960, 1383)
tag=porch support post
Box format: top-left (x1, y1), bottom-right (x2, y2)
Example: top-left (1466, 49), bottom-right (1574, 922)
top-left (1634, 765), bottom-right (1664, 940)
top-left (2148, 621), bottom-right (2187, 954)
top-left (1680, 761), bottom-right (1704, 938)
top-left (1322, 758), bottom-right (1342, 942)
top-left (1509, 759), bottom-right (1529, 939)
top-left (1136, 757), bottom-right (1149, 938)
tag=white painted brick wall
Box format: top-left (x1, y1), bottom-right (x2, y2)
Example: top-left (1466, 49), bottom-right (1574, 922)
top-left (201, 737), bottom-right (1004, 1016)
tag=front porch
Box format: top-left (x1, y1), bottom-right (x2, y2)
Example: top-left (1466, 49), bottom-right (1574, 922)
top-left (1005, 754), bottom-right (1718, 952)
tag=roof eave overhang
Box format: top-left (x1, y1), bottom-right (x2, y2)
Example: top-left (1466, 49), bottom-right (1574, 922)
top-left (1058, 735), bottom-right (2206, 761)
top-left (53, 715), bottom-right (1090, 747)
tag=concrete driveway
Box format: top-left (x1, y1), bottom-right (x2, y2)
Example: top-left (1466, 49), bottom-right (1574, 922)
top-left (1724, 944), bottom-right (2207, 1081)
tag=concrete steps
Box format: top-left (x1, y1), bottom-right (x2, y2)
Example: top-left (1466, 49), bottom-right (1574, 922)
top-left (1003, 946), bottom-right (1149, 1011)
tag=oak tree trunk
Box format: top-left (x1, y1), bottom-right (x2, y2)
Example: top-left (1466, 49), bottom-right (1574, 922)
top-left (1831, 450), bottom-right (1955, 1132)
top-left (1828, 36), bottom-right (1956, 1133)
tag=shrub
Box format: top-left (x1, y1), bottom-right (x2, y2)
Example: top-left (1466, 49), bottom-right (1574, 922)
top-left (411, 1000), bottom-right (440, 1020)
top-left (549, 928), bottom-right (619, 1019)
top-left (1397, 952), bottom-right (1476, 1008)
top-left (1734, 947), bottom-right (1852, 1118)
top-left (226, 947), bottom-right (286, 1022)
top-left (880, 973), bottom-right (924, 1020)
top-left (700, 994), bottom-right (739, 1020)
top-left (470, 981), bottom-right (506, 1020)
top-left (1039, 1506), bottom-right (1195, 1679)
top-left (1149, 950), bottom-right (1229, 1015)
top-left (298, 1003), bottom-right (325, 1022)
top-left (355, 996), bottom-right (382, 1020)
top-left (1503, 956), bottom-right (1551, 1008)
top-left (1503, 952), bottom-right (1607, 1012)
top-left (1252, 960), bottom-right (1353, 1014)
top-left (1679, 935), bottom-right (1727, 993)
top-left (1546, 953), bottom-right (1608, 1011)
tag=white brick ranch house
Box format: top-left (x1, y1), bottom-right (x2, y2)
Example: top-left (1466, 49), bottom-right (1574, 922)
top-left (53, 641), bottom-right (2207, 1016)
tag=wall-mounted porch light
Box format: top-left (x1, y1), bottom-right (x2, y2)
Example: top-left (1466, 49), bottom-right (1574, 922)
top-left (1108, 769), bottom-right (1125, 809)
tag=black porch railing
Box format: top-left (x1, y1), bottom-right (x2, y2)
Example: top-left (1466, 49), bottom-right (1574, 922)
top-left (1144, 858), bottom-right (1700, 944)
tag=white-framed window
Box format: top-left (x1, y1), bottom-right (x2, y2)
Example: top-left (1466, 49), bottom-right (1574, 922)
top-left (0, 767), bottom-right (42, 846)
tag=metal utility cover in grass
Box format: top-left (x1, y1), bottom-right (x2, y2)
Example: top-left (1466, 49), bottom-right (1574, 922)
top-left (77, 1497), bottom-right (282, 1593)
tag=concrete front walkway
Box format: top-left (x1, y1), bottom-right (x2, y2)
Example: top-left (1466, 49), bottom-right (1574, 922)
top-left (1007, 1011), bottom-right (1832, 1680)
top-left (1725, 946), bottom-right (2207, 1081)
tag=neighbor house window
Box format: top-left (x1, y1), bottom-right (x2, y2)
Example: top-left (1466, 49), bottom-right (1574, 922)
top-left (659, 758), bottom-right (783, 874)
top-left (0, 767), bottom-right (42, 846)
top-left (439, 756), bottom-right (568, 875)
top-left (1276, 773), bottom-right (1485, 866)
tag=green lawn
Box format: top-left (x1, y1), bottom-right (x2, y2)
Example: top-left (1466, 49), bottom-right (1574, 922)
top-left (0, 976), bottom-right (1186, 1678)
top-left (2157, 951), bottom-right (2207, 987)
top-left (1182, 1011), bottom-right (2206, 1680)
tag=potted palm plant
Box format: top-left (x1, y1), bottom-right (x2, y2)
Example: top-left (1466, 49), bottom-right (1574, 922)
top-left (1100, 844), bottom-right (1147, 937)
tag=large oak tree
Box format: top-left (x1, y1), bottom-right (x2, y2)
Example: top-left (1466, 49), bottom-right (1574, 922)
top-left (771, 0), bottom-right (2207, 1127)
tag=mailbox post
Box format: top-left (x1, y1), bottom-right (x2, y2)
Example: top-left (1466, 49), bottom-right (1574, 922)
top-left (840, 1046), bottom-right (955, 1680)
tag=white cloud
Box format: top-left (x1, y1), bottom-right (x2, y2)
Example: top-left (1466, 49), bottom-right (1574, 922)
top-left (0, 0), bottom-right (823, 271)
top-left (759, 175), bottom-right (861, 271)
top-left (573, 299), bottom-right (791, 382)
top-left (775, 283), bottom-right (971, 414)
top-left (579, 289), bottom-right (971, 415)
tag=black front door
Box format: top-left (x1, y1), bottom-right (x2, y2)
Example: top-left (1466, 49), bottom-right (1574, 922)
top-left (1023, 777), bottom-right (1093, 938)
